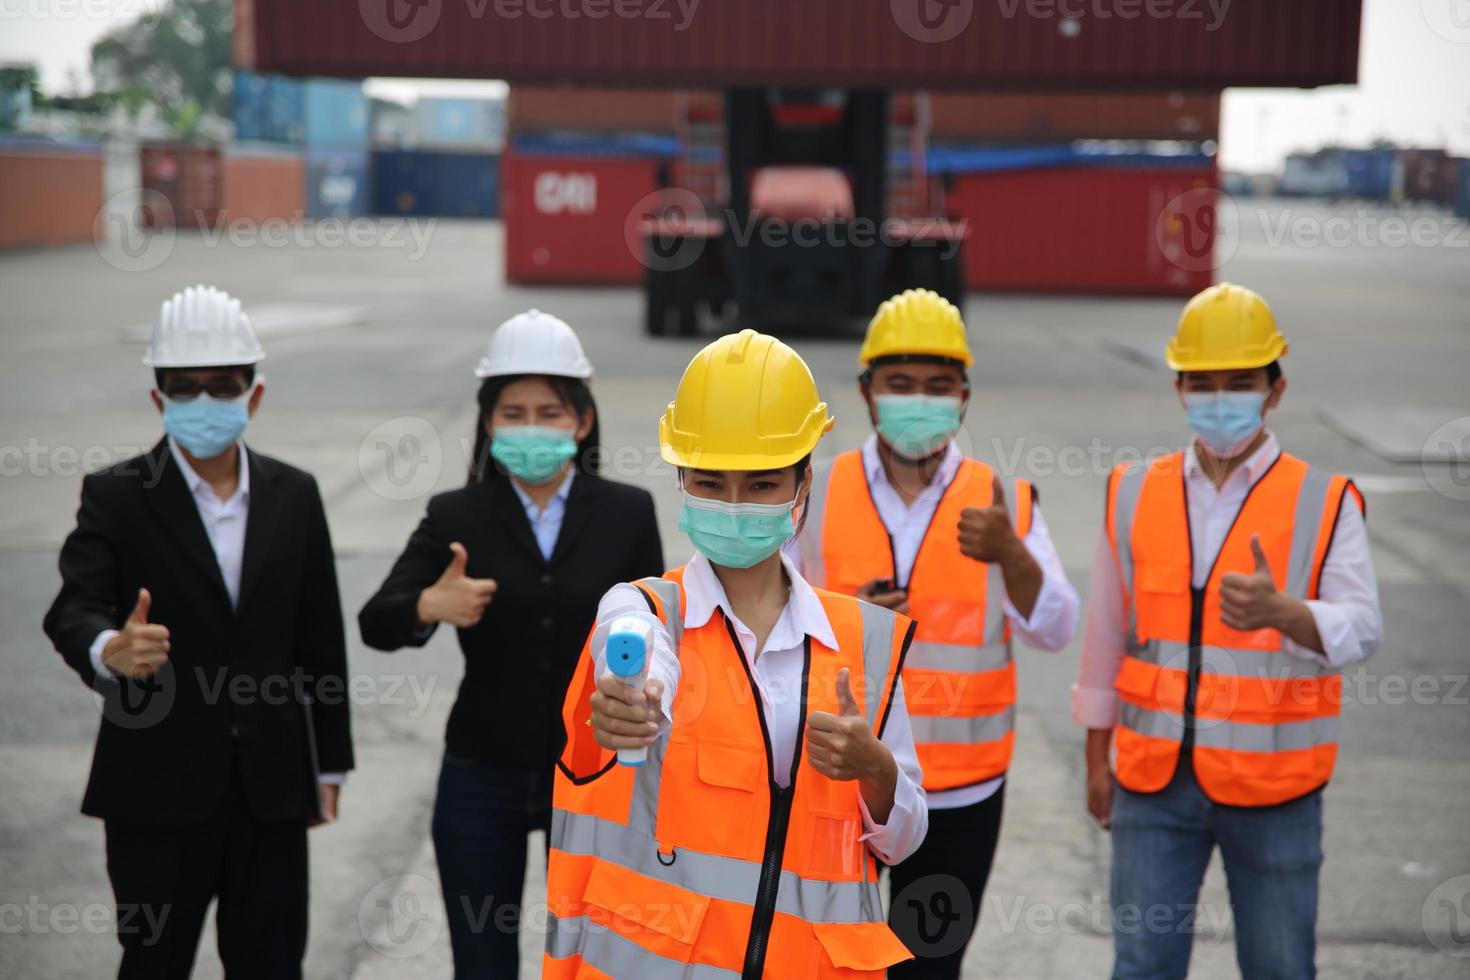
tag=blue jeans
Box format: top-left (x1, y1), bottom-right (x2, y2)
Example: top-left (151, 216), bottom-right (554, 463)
top-left (1110, 756), bottom-right (1323, 980)
top-left (431, 754), bottom-right (552, 979)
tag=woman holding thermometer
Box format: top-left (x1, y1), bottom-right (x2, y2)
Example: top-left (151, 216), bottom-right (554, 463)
top-left (546, 329), bottom-right (928, 979)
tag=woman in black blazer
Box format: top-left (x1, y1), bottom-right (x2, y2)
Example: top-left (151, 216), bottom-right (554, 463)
top-left (358, 310), bottom-right (663, 978)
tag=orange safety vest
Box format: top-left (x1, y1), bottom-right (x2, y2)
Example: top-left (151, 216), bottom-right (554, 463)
top-left (1106, 450), bottom-right (1364, 807)
top-left (799, 450), bottom-right (1034, 793)
top-left (546, 567), bottom-right (917, 979)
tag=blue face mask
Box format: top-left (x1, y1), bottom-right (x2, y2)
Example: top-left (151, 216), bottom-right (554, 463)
top-left (1184, 390), bottom-right (1267, 459)
top-left (162, 392), bottom-right (250, 459)
top-left (874, 394), bottom-right (963, 460)
top-left (491, 425), bottom-right (578, 484)
top-left (678, 490), bottom-right (796, 570)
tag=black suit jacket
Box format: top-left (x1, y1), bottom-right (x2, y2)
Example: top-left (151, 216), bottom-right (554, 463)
top-left (43, 440), bottom-right (354, 826)
top-left (358, 472), bottom-right (663, 770)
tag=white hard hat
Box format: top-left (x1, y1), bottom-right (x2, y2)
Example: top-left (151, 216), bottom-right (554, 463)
top-left (474, 309), bottom-right (593, 380)
top-left (143, 284), bottom-right (265, 368)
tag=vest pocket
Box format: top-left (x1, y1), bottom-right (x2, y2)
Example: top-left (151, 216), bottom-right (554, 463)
top-left (655, 735), bottom-right (764, 861)
top-left (805, 807), bottom-right (863, 879)
top-left (811, 919), bottom-right (914, 977)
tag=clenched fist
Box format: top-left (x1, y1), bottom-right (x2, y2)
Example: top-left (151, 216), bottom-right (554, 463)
top-left (1219, 534), bottom-right (1283, 631)
top-left (957, 474), bottom-right (1023, 565)
top-left (102, 588), bottom-right (170, 680)
top-left (417, 542), bottom-right (498, 629)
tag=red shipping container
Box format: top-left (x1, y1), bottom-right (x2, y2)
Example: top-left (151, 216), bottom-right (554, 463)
top-left (0, 144), bottom-right (103, 249)
top-left (501, 147), bottom-right (660, 284)
top-left (508, 86), bottom-right (680, 134)
top-left (949, 163), bottom-right (1217, 296)
top-left (222, 149), bottom-right (307, 223)
top-left (929, 91), bottom-right (1220, 142)
top-left (140, 143), bottom-right (223, 229)
top-left (238, 0), bottom-right (1360, 91)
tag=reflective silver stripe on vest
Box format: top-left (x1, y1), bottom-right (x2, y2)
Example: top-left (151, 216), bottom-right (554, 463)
top-left (1126, 640), bottom-right (1336, 680)
top-left (1110, 463), bottom-right (1149, 639)
top-left (546, 911), bottom-right (741, 979)
top-left (908, 706), bottom-right (1015, 746)
top-left (905, 639), bottom-right (1010, 674)
top-left (857, 598), bottom-right (900, 729)
top-left (551, 808), bottom-right (886, 925)
top-left (636, 576), bottom-right (684, 651)
top-left (1285, 466), bottom-right (1335, 599)
top-left (1120, 702), bottom-right (1339, 753)
top-left (628, 576), bottom-right (683, 839)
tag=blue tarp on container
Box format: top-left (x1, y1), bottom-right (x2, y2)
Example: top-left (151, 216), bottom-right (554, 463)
top-left (306, 149), bottom-right (369, 219)
top-left (304, 79), bottom-right (369, 149)
top-left (233, 70), bottom-right (305, 145)
top-left (371, 149), bottom-right (499, 218)
top-left (511, 132), bottom-right (679, 159)
top-left (925, 143), bottom-right (1213, 175)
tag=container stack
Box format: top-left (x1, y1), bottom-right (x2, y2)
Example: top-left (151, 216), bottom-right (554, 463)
top-left (303, 78), bottom-right (371, 220)
top-left (371, 94), bottom-right (505, 219)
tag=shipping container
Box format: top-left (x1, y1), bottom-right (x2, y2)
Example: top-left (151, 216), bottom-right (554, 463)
top-left (0, 140), bottom-right (103, 249)
top-left (371, 149), bottom-right (500, 218)
top-left (223, 146), bottom-right (306, 223)
top-left (140, 143), bottom-right (223, 229)
top-left (303, 77), bottom-right (369, 149)
top-left (1336, 147), bottom-right (1398, 201)
top-left (1455, 158), bottom-right (1470, 221)
top-left (508, 86), bottom-right (679, 134)
top-left (929, 91), bottom-right (1220, 141)
top-left (238, 0), bottom-right (1361, 90)
top-left (946, 151), bottom-right (1217, 296)
top-left (1397, 148), bottom-right (1457, 205)
top-left (233, 69), bottom-right (305, 144)
top-left (414, 96), bottom-right (505, 149)
top-left (501, 144), bottom-right (661, 284)
top-left (305, 148), bottom-right (369, 219)
top-left (1279, 152), bottom-right (1347, 198)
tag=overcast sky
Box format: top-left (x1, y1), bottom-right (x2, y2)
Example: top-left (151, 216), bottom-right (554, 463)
top-left (3, 0), bottom-right (1467, 172)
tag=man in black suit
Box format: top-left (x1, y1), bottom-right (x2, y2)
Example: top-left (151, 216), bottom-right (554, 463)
top-left (43, 285), bottom-right (353, 980)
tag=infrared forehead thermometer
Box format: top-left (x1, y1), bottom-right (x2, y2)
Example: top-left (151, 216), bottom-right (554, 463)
top-left (606, 616), bottom-right (654, 767)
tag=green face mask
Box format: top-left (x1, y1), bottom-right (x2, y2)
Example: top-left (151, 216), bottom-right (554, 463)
top-left (874, 394), bottom-right (963, 460)
top-left (678, 490), bottom-right (796, 569)
top-left (490, 425), bottom-right (578, 484)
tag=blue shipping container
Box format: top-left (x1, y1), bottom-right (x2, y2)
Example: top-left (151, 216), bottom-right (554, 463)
top-left (233, 70), bottom-right (305, 145)
top-left (1456, 158), bottom-right (1470, 220)
top-left (306, 149), bottom-right (369, 219)
top-left (304, 78), bottom-right (369, 149)
top-left (415, 97), bottom-right (505, 148)
top-left (1337, 148), bottom-right (1397, 201)
top-left (371, 149), bottom-right (499, 218)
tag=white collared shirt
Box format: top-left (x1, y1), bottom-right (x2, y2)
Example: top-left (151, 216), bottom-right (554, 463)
top-left (509, 468), bottom-right (575, 561)
top-left (794, 436), bottom-right (1081, 810)
top-left (1072, 431), bottom-right (1384, 729)
top-left (592, 552), bottom-right (929, 866)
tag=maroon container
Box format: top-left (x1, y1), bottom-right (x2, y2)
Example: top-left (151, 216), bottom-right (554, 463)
top-left (508, 86), bottom-right (680, 134)
top-left (140, 143), bottom-right (223, 229)
top-left (237, 0), bottom-right (1361, 90)
top-left (930, 91), bottom-right (1221, 141)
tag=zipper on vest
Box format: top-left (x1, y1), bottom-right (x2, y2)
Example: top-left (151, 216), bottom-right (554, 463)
top-left (1182, 585), bottom-right (1205, 755)
top-left (724, 620), bottom-right (811, 980)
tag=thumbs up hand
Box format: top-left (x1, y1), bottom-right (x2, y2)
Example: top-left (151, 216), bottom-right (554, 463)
top-left (805, 668), bottom-right (886, 782)
top-left (102, 588), bottom-right (171, 680)
top-left (1219, 534), bottom-right (1283, 631)
top-left (416, 542), bottom-right (498, 629)
top-left (957, 474), bottom-right (1024, 565)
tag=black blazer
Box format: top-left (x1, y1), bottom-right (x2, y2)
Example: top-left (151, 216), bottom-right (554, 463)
top-left (358, 472), bottom-right (663, 770)
top-left (43, 440), bottom-right (354, 826)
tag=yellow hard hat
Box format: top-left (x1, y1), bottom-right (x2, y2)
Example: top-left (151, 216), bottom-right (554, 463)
top-left (660, 329), bottom-right (834, 470)
top-left (1165, 282), bottom-right (1288, 371)
top-left (858, 288), bottom-right (973, 368)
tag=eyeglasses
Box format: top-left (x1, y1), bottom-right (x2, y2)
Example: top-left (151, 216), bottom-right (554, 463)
top-left (161, 378), bottom-right (251, 401)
